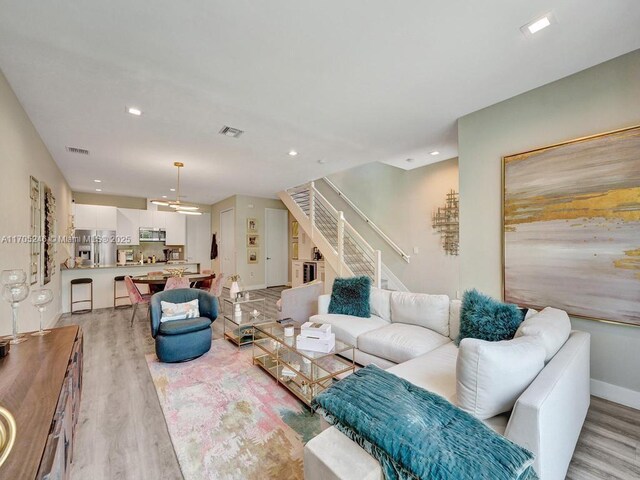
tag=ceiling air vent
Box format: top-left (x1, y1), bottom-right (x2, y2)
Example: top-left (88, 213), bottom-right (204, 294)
top-left (218, 126), bottom-right (244, 138)
top-left (66, 146), bottom-right (90, 155)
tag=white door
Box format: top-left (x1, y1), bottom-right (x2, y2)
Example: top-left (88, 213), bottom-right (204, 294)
top-left (265, 208), bottom-right (288, 287)
top-left (220, 208), bottom-right (235, 276)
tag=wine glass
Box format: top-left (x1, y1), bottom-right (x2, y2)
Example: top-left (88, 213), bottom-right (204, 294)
top-left (1, 269), bottom-right (27, 286)
top-left (2, 283), bottom-right (30, 344)
top-left (30, 288), bottom-right (53, 336)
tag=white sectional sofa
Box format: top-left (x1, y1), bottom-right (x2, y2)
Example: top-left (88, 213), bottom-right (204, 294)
top-left (304, 288), bottom-right (591, 480)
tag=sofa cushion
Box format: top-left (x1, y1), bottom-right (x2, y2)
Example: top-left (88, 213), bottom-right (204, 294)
top-left (309, 313), bottom-right (387, 347)
top-left (457, 289), bottom-right (523, 344)
top-left (369, 287), bottom-right (392, 322)
top-left (386, 342), bottom-right (459, 402)
top-left (456, 336), bottom-right (545, 419)
top-left (515, 307), bottom-right (571, 362)
top-left (449, 299), bottom-right (462, 341)
top-left (358, 323), bottom-right (450, 364)
top-left (389, 291), bottom-right (450, 337)
top-left (328, 276), bottom-right (371, 318)
top-left (158, 316), bottom-right (212, 336)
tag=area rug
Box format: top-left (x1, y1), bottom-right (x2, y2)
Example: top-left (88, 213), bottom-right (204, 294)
top-left (146, 339), bottom-right (325, 480)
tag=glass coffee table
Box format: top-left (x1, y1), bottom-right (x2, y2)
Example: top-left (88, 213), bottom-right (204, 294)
top-left (252, 322), bottom-right (355, 407)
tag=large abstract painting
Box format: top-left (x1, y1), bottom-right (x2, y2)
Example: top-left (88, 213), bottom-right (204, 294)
top-left (503, 126), bottom-right (640, 326)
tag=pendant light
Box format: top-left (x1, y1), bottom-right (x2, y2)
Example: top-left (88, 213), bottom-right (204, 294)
top-left (150, 162), bottom-right (202, 215)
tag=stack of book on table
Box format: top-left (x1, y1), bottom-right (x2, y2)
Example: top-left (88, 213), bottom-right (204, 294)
top-left (296, 322), bottom-right (335, 353)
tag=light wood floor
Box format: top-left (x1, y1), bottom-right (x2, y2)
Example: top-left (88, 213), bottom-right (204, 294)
top-left (57, 287), bottom-right (639, 480)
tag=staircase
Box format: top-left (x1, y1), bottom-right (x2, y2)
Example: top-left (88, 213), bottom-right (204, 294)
top-left (279, 182), bottom-right (408, 291)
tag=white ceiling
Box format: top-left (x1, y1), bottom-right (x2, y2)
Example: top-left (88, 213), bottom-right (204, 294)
top-left (1, 1), bottom-right (639, 204)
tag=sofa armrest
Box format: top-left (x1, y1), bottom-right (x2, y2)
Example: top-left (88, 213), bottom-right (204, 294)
top-left (505, 331), bottom-right (590, 480)
top-left (318, 294), bottom-right (331, 315)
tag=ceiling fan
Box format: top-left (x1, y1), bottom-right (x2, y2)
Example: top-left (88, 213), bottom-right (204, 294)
top-left (150, 162), bottom-right (202, 215)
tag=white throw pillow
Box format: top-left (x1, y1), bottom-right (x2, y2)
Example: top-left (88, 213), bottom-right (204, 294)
top-left (456, 336), bottom-right (546, 419)
top-left (160, 299), bottom-right (200, 322)
top-left (390, 292), bottom-right (450, 336)
top-left (515, 307), bottom-right (571, 362)
top-left (369, 287), bottom-right (392, 322)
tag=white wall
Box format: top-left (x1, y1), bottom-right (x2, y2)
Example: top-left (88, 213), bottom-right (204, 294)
top-left (0, 69), bottom-right (72, 335)
top-left (321, 159), bottom-right (460, 297)
top-left (210, 195), bottom-right (289, 289)
top-left (186, 213), bottom-right (212, 270)
top-left (459, 49), bottom-right (640, 403)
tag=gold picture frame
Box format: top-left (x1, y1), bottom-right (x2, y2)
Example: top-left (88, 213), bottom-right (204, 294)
top-left (247, 234), bottom-right (259, 247)
top-left (503, 124), bottom-right (640, 327)
top-left (247, 218), bottom-right (258, 233)
top-left (247, 249), bottom-right (258, 264)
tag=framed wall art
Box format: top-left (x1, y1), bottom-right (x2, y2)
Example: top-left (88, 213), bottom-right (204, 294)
top-left (503, 125), bottom-right (640, 326)
top-left (247, 249), bottom-right (258, 264)
top-left (247, 234), bottom-right (259, 247)
top-left (247, 218), bottom-right (257, 233)
top-left (30, 176), bottom-right (41, 285)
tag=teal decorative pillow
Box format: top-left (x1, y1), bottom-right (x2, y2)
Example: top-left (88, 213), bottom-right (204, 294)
top-left (328, 276), bottom-right (371, 318)
top-left (457, 289), bottom-right (524, 344)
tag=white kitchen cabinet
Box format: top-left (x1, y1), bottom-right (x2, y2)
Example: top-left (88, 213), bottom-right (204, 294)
top-left (318, 262), bottom-right (325, 283)
top-left (165, 213), bottom-right (186, 245)
top-left (73, 204), bottom-right (95, 230)
top-left (153, 210), bottom-right (168, 229)
top-left (74, 204), bottom-right (116, 230)
top-left (116, 208), bottom-right (140, 245)
top-left (292, 260), bottom-right (303, 288)
top-left (138, 210), bottom-right (154, 228)
top-left (96, 205), bottom-right (117, 230)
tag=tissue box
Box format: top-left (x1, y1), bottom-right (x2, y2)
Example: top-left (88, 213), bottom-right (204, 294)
top-left (300, 321), bottom-right (332, 338)
top-left (296, 333), bottom-right (335, 353)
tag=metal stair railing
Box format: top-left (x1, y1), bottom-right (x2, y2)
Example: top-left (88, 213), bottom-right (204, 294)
top-left (285, 181), bottom-right (382, 287)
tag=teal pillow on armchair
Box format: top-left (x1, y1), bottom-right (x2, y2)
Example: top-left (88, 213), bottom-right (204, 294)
top-left (328, 276), bottom-right (371, 318)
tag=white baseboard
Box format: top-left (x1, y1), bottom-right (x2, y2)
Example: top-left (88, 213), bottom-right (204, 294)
top-left (591, 379), bottom-right (640, 409)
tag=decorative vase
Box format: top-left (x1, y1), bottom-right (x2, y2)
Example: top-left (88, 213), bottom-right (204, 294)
top-left (229, 281), bottom-right (240, 299)
top-left (2, 283), bottom-right (30, 344)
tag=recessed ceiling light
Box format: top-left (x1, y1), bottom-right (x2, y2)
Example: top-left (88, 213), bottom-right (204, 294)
top-left (94, 179), bottom-right (101, 183)
top-left (170, 188), bottom-right (176, 192)
top-left (127, 106), bottom-right (142, 116)
top-left (288, 150), bottom-right (298, 156)
top-left (521, 13), bottom-right (555, 36)
top-left (95, 188), bottom-right (102, 192)
top-left (430, 151), bottom-right (440, 156)
top-left (317, 159), bottom-right (327, 164)
top-left (162, 195), bottom-right (167, 198)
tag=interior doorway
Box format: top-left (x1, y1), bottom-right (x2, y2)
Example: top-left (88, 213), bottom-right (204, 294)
top-left (219, 208), bottom-right (235, 277)
top-left (265, 208), bottom-right (288, 287)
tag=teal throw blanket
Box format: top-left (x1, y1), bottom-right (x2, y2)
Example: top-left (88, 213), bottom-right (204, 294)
top-left (312, 365), bottom-right (537, 480)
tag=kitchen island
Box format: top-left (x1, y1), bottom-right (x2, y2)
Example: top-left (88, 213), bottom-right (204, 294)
top-left (60, 262), bottom-right (201, 313)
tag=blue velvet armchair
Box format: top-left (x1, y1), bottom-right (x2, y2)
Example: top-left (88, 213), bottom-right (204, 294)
top-left (150, 288), bottom-right (218, 362)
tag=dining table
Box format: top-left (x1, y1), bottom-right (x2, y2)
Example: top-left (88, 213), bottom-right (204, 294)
top-left (131, 272), bottom-right (215, 293)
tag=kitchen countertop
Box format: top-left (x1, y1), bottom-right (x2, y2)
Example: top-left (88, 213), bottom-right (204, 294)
top-left (62, 261), bottom-right (199, 271)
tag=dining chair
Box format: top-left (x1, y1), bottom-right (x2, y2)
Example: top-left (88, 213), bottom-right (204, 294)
top-left (124, 276), bottom-right (151, 326)
top-left (165, 276), bottom-right (190, 291)
top-left (210, 273), bottom-right (225, 297)
top-left (194, 270), bottom-right (213, 290)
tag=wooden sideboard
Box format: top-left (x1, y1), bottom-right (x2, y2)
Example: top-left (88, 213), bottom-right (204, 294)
top-left (0, 325), bottom-right (83, 479)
